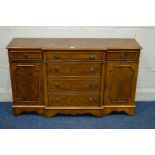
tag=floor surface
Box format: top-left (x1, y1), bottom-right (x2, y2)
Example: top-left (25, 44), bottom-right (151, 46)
top-left (0, 102), bottom-right (155, 129)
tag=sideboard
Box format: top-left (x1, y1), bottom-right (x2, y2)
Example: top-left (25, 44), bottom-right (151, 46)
top-left (7, 38), bottom-right (142, 117)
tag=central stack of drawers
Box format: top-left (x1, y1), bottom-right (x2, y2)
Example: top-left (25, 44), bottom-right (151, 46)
top-left (45, 51), bottom-right (105, 108)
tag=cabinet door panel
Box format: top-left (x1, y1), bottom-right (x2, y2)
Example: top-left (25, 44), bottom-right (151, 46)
top-left (10, 63), bottom-right (44, 105)
top-left (104, 62), bottom-right (138, 105)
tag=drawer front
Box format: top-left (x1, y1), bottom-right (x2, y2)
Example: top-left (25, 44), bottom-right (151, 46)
top-left (48, 94), bottom-right (100, 107)
top-left (48, 77), bottom-right (101, 92)
top-left (47, 63), bottom-right (101, 76)
top-left (107, 51), bottom-right (139, 60)
top-left (9, 52), bottom-right (42, 60)
top-left (46, 52), bottom-right (104, 61)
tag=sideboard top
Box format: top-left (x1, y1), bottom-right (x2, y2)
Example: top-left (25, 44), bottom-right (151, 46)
top-left (6, 38), bottom-right (142, 50)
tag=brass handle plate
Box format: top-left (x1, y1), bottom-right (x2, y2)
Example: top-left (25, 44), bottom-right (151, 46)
top-left (89, 82), bottom-right (94, 88)
top-left (120, 52), bottom-right (125, 58)
top-left (23, 53), bottom-right (29, 59)
top-left (90, 55), bottom-right (95, 60)
top-left (53, 67), bottom-right (60, 73)
top-left (88, 97), bottom-right (93, 103)
top-left (54, 54), bottom-right (60, 59)
top-left (55, 82), bottom-right (60, 88)
top-left (89, 67), bottom-right (95, 72)
top-left (55, 97), bottom-right (60, 103)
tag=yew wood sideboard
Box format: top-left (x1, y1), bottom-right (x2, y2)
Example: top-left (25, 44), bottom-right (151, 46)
top-left (6, 38), bottom-right (142, 117)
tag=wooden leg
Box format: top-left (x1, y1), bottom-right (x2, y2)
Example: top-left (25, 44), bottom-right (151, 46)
top-left (13, 108), bottom-right (22, 116)
top-left (126, 108), bottom-right (135, 116)
top-left (103, 107), bottom-right (135, 116)
top-left (12, 107), bottom-right (44, 116)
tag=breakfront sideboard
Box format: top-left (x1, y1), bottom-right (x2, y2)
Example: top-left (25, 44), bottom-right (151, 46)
top-left (7, 38), bottom-right (142, 117)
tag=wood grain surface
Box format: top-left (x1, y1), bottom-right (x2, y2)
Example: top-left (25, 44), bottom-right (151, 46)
top-left (7, 38), bottom-right (141, 117)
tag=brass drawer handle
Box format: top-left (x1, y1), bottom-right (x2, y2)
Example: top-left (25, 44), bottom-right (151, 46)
top-left (88, 97), bottom-right (93, 103)
top-left (55, 97), bottom-right (60, 103)
top-left (55, 82), bottom-right (60, 88)
top-left (89, 82), bottom-right (94, 88)
top-left (53, 67), bottom-right (60, 73)
top-left (23, 53), bottom-right (29, 59)
top-left (89, 67), bottom-right (95, 72)
top-left (120, 52), bottom-right (125, 59)
top-left (54, 54), bottom-right (60, 59)
top-left (90, 55), bottom-right (95, 60)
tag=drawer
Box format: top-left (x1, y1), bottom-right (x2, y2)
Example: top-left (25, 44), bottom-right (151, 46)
top-left (48, 77), bottom-right (101, 92)
top-left (106, 51), bottom-right (139, 60)
top-left (48, 94), bottom-right (100, 107)
top-left (9, 52), bottom-right (42, 60)
top-left (47, 63), bottom-right (101, 76)
top-left (46, 52), bottom-right (104, 61)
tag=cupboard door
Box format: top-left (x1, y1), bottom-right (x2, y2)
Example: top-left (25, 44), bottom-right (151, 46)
top-left (104, 62), bottom-right (139, 105)
top-left (10, 63), bottom-right (44, 105)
